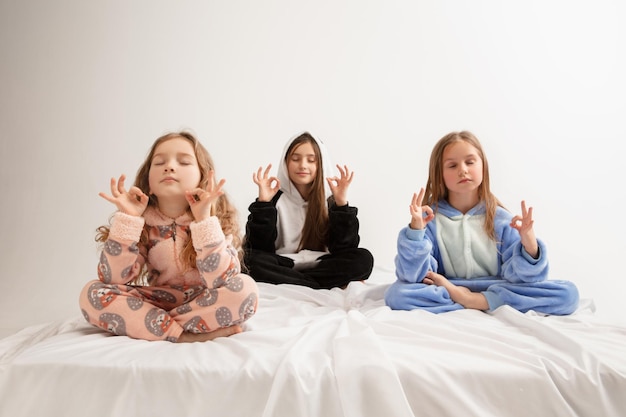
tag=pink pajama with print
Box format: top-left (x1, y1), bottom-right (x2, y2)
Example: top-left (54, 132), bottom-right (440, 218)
top-left (79, 209), bottom-right (258, 342)
top-left (79, 276), bottom-right (257, 341)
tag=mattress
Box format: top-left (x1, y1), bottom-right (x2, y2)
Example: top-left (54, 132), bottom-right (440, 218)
top-left (1, 267), bottom-right (625, 417)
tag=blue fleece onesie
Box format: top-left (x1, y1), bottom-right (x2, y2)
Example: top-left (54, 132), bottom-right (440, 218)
top-left (384, 200), bottom-right (579, 315)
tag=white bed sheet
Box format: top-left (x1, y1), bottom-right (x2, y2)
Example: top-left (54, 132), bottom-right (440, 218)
top-left (1, 267), bottom-right (625, 417)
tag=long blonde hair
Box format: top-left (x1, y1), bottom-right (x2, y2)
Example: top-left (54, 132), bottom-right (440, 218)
top-left (286, 133), bottom-right (329, 251)
top-left (424, 131), bottom-right (504, 241)
top-left (96, 131), bottom-right (243, 270)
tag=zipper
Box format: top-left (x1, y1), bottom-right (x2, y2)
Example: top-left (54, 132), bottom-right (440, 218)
top-left (171, 220), bottom-right (182, 271)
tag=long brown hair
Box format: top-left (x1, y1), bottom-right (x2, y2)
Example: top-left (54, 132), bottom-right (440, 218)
top-left (424, 131), bottom-right (504, 241)
top-left (286, 133), bottom-right (329, 251)
top-left (96, 131), bottom-right (243, 270)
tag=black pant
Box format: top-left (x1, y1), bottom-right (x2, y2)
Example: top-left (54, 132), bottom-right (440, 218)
top-left (244, 248), bottom-right (374, 289)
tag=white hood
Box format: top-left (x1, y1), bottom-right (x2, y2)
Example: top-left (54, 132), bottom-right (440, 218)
top-left (274, 132), bottom-right (335, 255)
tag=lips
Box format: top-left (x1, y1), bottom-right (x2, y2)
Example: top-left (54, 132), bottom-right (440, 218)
top-left (161, 176), bottom-right (178, 183)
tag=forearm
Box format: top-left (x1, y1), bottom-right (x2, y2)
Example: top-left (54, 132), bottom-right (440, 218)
top-left (98, 246), bottom-right (145, 285)
top-left (500, 239), bottom-right (549, 283)
top-left (245, 202), bottom-right (278, 251)
top-left (454, 290), bottom-right (489, 310)
top-left (191, 217), bottom-right (242, 285)
top-left (395, 228), bottom-right (436, 283)
top-left (100, 212), bottom-right (146, 284)
top-left (327, 204), bottom-right (360, 252)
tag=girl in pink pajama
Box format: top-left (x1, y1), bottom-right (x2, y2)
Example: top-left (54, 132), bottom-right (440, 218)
top-left (79, 131), bottom-right (258, 342)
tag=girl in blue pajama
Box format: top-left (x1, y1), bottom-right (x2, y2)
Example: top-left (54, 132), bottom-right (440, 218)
top-left (384, 131), bottom-right (579, 315)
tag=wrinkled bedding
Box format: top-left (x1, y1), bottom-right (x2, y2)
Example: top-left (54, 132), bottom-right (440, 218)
top-left (1, 267), bottom-right (625, 417)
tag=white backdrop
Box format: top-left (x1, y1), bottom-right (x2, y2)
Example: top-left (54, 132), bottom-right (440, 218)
top-left (1, 0), bottom-right (624, 337)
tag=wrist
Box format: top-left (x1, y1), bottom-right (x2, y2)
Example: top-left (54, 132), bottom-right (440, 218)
top-left (523, 244), bottom-right (539, 259)
top-left (409, 220), bottom-right (423, 230)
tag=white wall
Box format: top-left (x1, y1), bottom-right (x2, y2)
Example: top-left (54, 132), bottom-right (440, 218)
top-left (1, 0), bottom-right (624, 337)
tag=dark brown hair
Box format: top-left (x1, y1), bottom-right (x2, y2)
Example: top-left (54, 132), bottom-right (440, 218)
top-left (286, 132), bottom-right (329, 251)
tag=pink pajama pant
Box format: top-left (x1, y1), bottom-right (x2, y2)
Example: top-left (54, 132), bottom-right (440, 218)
top-left (79, 274), bottom-right (258, 342)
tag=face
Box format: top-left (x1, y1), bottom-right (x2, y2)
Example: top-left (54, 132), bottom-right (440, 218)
top-left (441, 140), bottom-right (483, 197)
top-left (287, 141), bottom-right (318, 190)
top-left (148, 137), bottom-right (201, 201)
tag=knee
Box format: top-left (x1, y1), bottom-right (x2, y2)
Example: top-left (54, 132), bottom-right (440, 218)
top-left (384, 281), bottom-right (405, 310)
top-left (78, 280), bottom-right (100, 308)
top-left (78, 280), bottom-right (109, 325)
top-left (235, 274), bottom-right (259, 303)
top-left (559, 281), bottom-right (580, 315)
top-left (360, 248), bottom-right (374, 269)
top-left (234, 273), bottom-right (259, 319)
top-left (240, 273), bottom-right (259, 296)
top-left (348, 248), bottom-right (375, 276)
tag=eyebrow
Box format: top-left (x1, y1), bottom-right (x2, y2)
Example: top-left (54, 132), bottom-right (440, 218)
top-left (291, 152), bottom-right (316, 158)
top-left (153, 152), bottom-right (195, 159)
top-left (444, 153), bottom-right (477, 163)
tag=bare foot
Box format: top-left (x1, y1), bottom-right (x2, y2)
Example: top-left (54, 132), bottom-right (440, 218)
top-left (176, 325), bottom-right (242, 343)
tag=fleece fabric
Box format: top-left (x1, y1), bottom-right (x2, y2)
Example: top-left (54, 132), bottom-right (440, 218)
top-left (79, 207), bottom-right (258, 341)
top-left (243, 132), bottom-right (373, 288)
top-left (385, 200), bottom-right (579, 315)
top-left (273, 132), bottom-right (335, 257)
